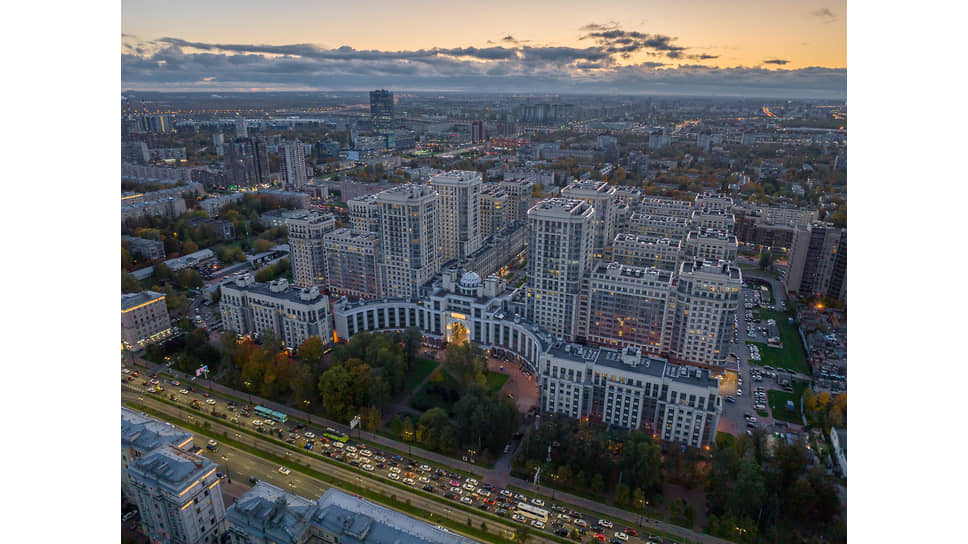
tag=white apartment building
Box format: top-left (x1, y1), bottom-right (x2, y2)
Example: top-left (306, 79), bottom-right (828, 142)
top-left (323, 228), bottom-right (382, 300)
top-left (639, 197), bottom-right (694, 218)
top-left (286, 211), bottom-right (336, 289)
top-left (376, 184), bottom-right (441, 298)
top-left (126, 444), bottom-right (226, 544)
top-left (683, 229), bottom-right (739, 263)
top-left (579, 262), bottom-right (674, 355)
top-left (121, 291), bottom-right (173, 351)
top-left (480, 183), bottom-right (510, 238)
top-left (695, 192), bottom-right (734, 213)
top-left (561, 180), bottom-right (618, 260)
top-left (219, 274), bottom-right (333, 349)
top-left (538, 344), bottom-right (722, 447)
top-left (525, 198), bottom-right (595, 341)
top-left (610, 233), bottom-right (682, 272)
top-left (278, 140), bottom-right (308, 192)
top-left (347, 193), bottom-right (381, 233)
top-left (629, 213), bottom-right (693, 241)
top-left (121, 407), bottom-right (194, 500)
top-left (690, 208), bottom-right (736, 234)
top-left (498, 177), bottom-right (534, 222)
top-left (667, 259), bottom-right (742, 369)
top-left (430, 170), bottom-right (482, 262)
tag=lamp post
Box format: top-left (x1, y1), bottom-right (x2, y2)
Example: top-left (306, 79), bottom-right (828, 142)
top-left (221, 455), bottom-right (232, 484)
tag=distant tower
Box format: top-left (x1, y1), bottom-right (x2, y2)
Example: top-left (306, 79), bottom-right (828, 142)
top-left (369, 89), bottom-right (394, 150)
top-left (279, 140), bottom-right (308, 192)
top-left (235, 118), bottom-right (248, 138)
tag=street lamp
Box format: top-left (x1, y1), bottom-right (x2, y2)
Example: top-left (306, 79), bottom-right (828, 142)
top-left (221, 455), bottom-right (232, 484)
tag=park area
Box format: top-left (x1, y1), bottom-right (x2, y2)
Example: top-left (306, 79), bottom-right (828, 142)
top-left (767, 380), bottom-right (809, 424)
top-left (409, 368), bottom-right (509, 414)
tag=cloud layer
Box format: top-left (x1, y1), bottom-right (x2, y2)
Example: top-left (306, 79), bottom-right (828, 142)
top-left (121, 26), bottom-right (845, 98)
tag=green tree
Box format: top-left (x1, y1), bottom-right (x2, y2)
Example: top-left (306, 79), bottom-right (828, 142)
top-left (296, 336), bottom-right (326, 368)
top-left (614, 483), bottom-right (631, 506)
top-left (318, 365), bottom-right (352, 420)
top-left (442, 343), bottom-right (486, 393)
top-left (290, 363), bottom-right (318, 406)
top-left (759, 248), bottom-right (774, 271)
top-left (122, 270), bottom-right (143, 293)
top-left (402, 326), bottom-right (422, 367)
top-left (253, 238), bottom-right (274, 253)
top-left (364, 405), bottom-right (382, 432)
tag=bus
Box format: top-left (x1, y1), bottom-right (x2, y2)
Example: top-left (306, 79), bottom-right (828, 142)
top-left (323, 428), bottom-right (349, 443)
top-left (254, 406), bottom-right (288, 423)
top-left (515, 502), bottom-right (548, 523)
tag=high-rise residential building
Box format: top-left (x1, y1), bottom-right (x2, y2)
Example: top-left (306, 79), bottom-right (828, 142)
top-left (369, 89), bottom-right (394, 150)
top-left (225, 485), bottom-right (479, 544)
top-left (224, 137), bottom-right (269, 188)
top-left (121, 407), bottom-right (194, 500)
top-left (667, 259), bottom-right (742, 369)
top-left (235, 118), bottom-right (247, 138)
top-left (323, 228), bottom-right (383, 300)
top-left (347, 193), bottom-right (381, 233)
top-left (785, 222), bottom-right (847, 301)
top-left (480, 183), bottom-right (510, 238)
top-left (629, 213), bottom-right (693, 241)
top-left (498, 177), bottom-right (534, 222)
top-left (122, 141), bottom-right (151, 163)
top-left (218, 274), bottom-right (333, 349)
top-left (430, 170), bottom-right (482, 263)
top-left (212, 132), bottom-right (224, 157)
top-left (526, 198), bottom-right (595, 341)
top-left (278, 140), bottom-right (308, 192)
top-left (286, 211), bottom-right (336, 288)
top-left (121, 291), bottom-right (173, 351)
top-left (640, 197), bottom-right (694, 219)
top-left (580, 262), bottom-right (674, 354)
top-left (690, 208), bottom-right (736, 233)
top-left (126, 444), bottom-right (227, 544)
top-left (610, 233), bottom-right (682, 272)
top-left (538, 344), bottom-right (722, 447)
top-left (733, 204), bottom-right (818, 249)
top-left (683, 229), bottom-right (739, 263)
top-left (561, 180), bottom-right (618, 260)
top-left (376, 184), bottom-right (441, 298)
top-left (471, 120), bottom-right (487, 143)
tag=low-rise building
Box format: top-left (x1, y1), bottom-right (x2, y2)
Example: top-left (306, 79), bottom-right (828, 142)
top-left (123, 235), bottom-right (166, 261)
top-left (121, 291), bottom-right (173, 351)
top-left (219, 274), bottom-right (333, 349)
top-left (127, 444), bottom-right (226, 544)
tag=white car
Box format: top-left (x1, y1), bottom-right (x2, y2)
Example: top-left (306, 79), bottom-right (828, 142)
top-left (361, 450), bottom-right (373, 457)
top-left (278, 466), bottom-right (291, 475)
top-left (532, 521), bottom-right (545, 529)
top-left (614, 532), bottom-right (629, 541)
top-left (512, 514), bottom-right (526, 523)
top-left (304, 432), bottom-right (316, 439)
top-left (346, 446), bottom-right (358, 453)
top-left (206, 399), bottom-right (217, 405)
top-left (466, 478), bottom-right (478, 486)
top-left (362, 464), bottom-right (374, 471)
top-left (419, 476), bottom-right (430, 483)
top-left (419, 464), bottom-right (431, 472)
top-left (252, 420), bottom-right (263, 426)
top-left (180, 389), bottom-right (189, 395)
top-left (403, 478), bottom-right (416, 486)
top-left (460, 496), bottom-right (473, 504)
top-left (390, 467), bottom-right (401, 474)
top-left (122, 369), bottom-right (131, 374)
top-left (599, 519), bottom-right (613, 528)
top-left (388, 472), bottom-right (400, 480)
top-left (463, 483), bottom-right (475, 491)
top-left (531, 499), bottom-right (544, 507)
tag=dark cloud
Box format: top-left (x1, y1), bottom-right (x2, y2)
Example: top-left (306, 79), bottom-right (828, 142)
top-left (812, 8), bottom-right (837, 23)
top-left (763, 59), bottom-right (790, 65)
top-left (122, 37), bottom-right (844, 98)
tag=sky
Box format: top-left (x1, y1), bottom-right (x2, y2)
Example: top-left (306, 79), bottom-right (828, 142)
top-left (121, 0), bottom-right (846, 97)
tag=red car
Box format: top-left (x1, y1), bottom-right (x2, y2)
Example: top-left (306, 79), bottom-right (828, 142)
top-left (595, 534), bottom-right (606, 542)
top-left (625, 528), bottom-right (638, 537)
top-left (203, 393), bottom-right (211, 398)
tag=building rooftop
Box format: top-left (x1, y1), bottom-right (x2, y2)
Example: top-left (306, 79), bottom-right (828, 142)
top-left (121, 407), bottom-right (193, 453)
top-left (121, 291), bottom-right (166, 312)
top-left (226, 482), bottom-right (315, 544)
top-left (680, 259), bottom-right (742, 280)
top-left (128, 444), bottom-right (216, 492)
top-left (528, 198), bottom-right (592, 218)
top-left (429, 170), bottom-right (482, 185)
top-left (221, 275), bottom-right (327, 304)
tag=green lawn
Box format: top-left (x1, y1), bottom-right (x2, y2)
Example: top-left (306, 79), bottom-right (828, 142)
top-left (404, 358), bottom-right (439, 392)
top-left (485, 372), bottom-right (510, 393)
top-left (767, 381), bottom-right (808, 424)
top-left (745, 311), bottom-right (809, 374)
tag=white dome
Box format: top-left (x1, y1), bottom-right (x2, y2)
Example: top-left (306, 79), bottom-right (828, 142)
top-left (459, 271), bottom-right (482, 289)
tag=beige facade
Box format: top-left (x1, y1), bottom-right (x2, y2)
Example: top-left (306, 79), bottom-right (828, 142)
top-left (430, 170), bottom-right (482, 262)
top-left (286, 211), bottom-right (336, 289)
top-left (121, 291), bottom-right (173, 350)
top-left (376, 184), bottom-right (441, 298)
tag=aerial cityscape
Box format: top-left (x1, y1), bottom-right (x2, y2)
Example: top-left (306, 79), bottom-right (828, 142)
top-left (120, 3), bottom-right (846, 544)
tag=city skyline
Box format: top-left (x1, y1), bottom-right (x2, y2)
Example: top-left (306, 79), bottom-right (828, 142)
top-left (122, 1), bottom-right (846, 98)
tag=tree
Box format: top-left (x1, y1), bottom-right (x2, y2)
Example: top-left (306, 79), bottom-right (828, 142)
top-left (122, 270), bottom-right (143, 294)
top-left (402, 326), bottom-right (422, 367)
top-left (759, 248), bottom-right (774, 271)
top-left (364, 405), bottom-right (382, 432)
top-left (253, 238), bottom-right (274, 253)
top-left (614, 483), bottom-right (631, 506)
top-left (259, 329), bottom-right (283, 357)
top-left (290, 363), bottom-right (318, 406)
top-left (442, 343), bottom-right (486, 393)
top-left (297, 336), bottom-right (326, 368)
top-left (318, 365), bottom-right (352, 420)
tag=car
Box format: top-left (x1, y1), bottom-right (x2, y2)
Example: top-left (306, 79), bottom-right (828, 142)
top-left (278, 466), bottom-right (291, 475)
top-left (390, 467), bottom-right (401, 474)
top-left (736, 389), bottom-right (743, 396)
top-left (449, 480), bottom-right (461, 488)
top-left (423, 484), bottom-right (435, 492)
top-left (248, 476), bottom-right (259, 484)
top-left (388, 472), bottom-right (400, 480)
top-left (206, 399), bottom-right (217, 405)
top-left (460, 496), bottom-right (473, 504)
top-left (614, 532), bottom-right (629, 541)
top-left (463, 483), bottom-right (475, 491)
top-left (304, 432), bottom-right (316, 439)
top-left (171, 380), bottom-right (180, 386)
top-left (203, 392), bottom-right (211, 398)
top-left (419, 464), bottom-right (431, 472)
top-left (725, 396), bottom-right (736, 403)
top-left (403, 477), bottom-right (416, 486)
top-left (419, 476), bottom-right (431, 484)
top-left (360, 450), bottom-right (372, 457)
top-left (346, 446), bottom-right (358, 453)
top-left (504, 444), bottom-right (513, 454)
top-left (252, 420), bottom-right (262, 426)
top-left (147, 387), bottom-right (157, 393)
top-left (207, 440), bottom-right (218, 450)
top-left (532, 521), bottom-right (545, 529)
top-left (304, 443), bottom-right (314, 451)
top-left (466, 478), bottom-right (478, 486)
top-left (122, 368), bottom-right (131, 374)
top-left (532, 499), bottom-right (545, 507)
top-left (599, 520), bottom-right (613, 529)
top-left (180, 389), bottom-right (189, 395)
top-left (625, 528), bottom-right (638, 537)
top-left (216, 472), bottom-right (226, 480)
top-left (149, 379), bottom-right (159, 385)
top-left (594, 533), bottom-right (606, 542)
top-left (512, 514), bottom-right (526, 522)
top-left (444, 492), bottom-right (456, 500)
top-left (363, 464), bottom-right (374, 471)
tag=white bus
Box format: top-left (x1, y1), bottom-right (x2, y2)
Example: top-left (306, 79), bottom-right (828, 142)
top-left (515, 502), bottom-right (549, 523)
